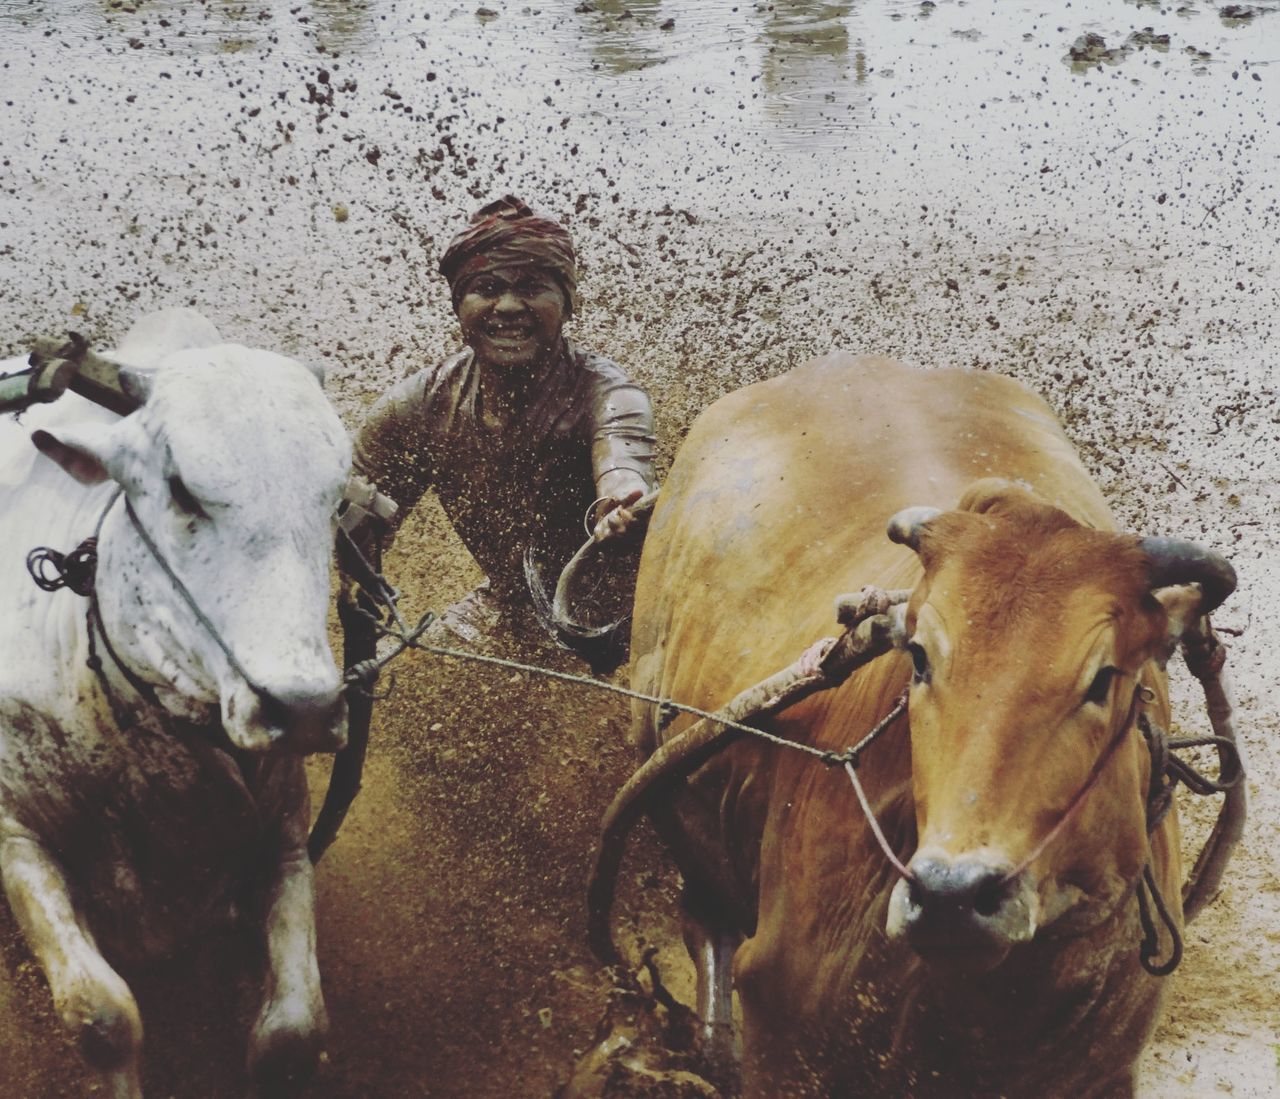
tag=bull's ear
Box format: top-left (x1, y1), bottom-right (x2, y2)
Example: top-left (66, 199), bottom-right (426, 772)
top-left (887, 506), bottom-right (942, 552)
top-left (31, 423), bottom-right (117, 485)
top-left (1151, 584), bottom-right (1206, 644)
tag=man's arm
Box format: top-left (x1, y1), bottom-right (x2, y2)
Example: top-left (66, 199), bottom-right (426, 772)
top-left (587, 369), bottom-right (658, 542)
top-left (348, 372), bottom-right (438, 551)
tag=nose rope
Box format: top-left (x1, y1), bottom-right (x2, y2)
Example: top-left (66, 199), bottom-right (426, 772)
top-left (842, 756), bottom-right (914, 881)
top-left (338, 552), bottom-right (1241, 979)
top-left (999, 688), bottom-right (1145, 886)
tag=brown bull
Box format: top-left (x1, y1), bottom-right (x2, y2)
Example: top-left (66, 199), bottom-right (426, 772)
top-left (627, 354), bottom-right (1234, 1098)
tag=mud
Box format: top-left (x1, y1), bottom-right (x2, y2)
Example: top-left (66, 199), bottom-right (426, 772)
top-left (0, 1), bottom-right (1276, 1096)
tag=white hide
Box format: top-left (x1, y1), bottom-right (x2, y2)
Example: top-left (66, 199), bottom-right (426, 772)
top-left (0, 308), bottom-right (351, 1095)
top-left (4, 314), bottom-right (351, 750)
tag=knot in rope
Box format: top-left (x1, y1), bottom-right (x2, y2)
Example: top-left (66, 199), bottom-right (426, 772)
top-left (344, 658), bottom-right (382, 695)
top-left (27, 539), bottom-right (98, 596)
top-left (1139, 713), bottom-right (1243, 835)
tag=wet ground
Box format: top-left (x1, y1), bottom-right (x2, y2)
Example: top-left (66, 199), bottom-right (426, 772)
top-left (1, 0), bottom-right (1277, 1096)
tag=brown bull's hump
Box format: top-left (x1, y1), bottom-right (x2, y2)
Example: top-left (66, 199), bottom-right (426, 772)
top-left (633, 355), bottom-right (1110, 707)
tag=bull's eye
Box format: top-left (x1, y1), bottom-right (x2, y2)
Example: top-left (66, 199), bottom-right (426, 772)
top-left (1084, 666), bottom-right (1117, 707)
top-left (907, 641), bottom-right (931, 684)
top-left (167, 474), bottom-right (209, 520)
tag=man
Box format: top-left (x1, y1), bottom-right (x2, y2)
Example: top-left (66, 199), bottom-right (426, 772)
top-left (352, 196), bottom-right (657, 648)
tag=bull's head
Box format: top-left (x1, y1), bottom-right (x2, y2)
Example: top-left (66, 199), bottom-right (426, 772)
top-left (31, 319), bottom-right (352, 755)
top-left (881, 480), bottom-right (1234, 969)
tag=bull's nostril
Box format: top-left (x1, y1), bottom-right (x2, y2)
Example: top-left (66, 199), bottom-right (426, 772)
top-left (974, 877), bottom-right (1007, 918)
top-left (908, 858), bottom-right (1011, 917)
top-left (908, 878), bottom-right (926, 909)
top-left (259, 694), bottom-right (289, 731)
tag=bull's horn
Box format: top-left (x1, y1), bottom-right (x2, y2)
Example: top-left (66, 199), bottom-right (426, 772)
top-left (118, 366), bottom-right (155, 405)
top-left (1139, 537), bottom-right (1237, 616)
top-left (887, 506), bottom-right (942, 552)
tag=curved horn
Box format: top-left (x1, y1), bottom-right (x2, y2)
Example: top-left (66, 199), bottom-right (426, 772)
top-left (886, 506), bottom-right (941, 552)
top-left (118, 366), bottom-right (155, 406)
top-left (1139, 537), bottom-right (1237, 616)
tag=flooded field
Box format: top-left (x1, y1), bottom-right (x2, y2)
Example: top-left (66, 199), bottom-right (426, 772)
top-left (1, 0), bottom-right (1277, 1096)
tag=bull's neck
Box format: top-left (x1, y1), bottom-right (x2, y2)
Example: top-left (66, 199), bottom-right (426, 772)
top-left (895, 897), bottom-right (1160, 1078)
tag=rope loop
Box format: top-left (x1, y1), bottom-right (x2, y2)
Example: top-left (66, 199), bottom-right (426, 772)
top-left (1141, 715), bottom-right (1243, 836)
top-left (1136, 863), bottom-right (1183, 976)
top-left (27, 539), bottom-right (98, 596)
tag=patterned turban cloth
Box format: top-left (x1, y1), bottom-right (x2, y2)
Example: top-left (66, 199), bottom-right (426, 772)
top-left (438, 195), bottom-right (580, 316)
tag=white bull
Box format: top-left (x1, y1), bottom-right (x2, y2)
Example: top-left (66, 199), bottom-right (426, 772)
top-left (0, 309), bottom-right (351, 1097)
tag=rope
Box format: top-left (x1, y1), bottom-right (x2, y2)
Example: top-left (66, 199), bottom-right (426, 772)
top-left (338, 532), bottom-right (1243, 981)
top-left (349, 600), bottom-right (894, 761)
top-left (1136, 863), bottom-right (1183, 976)
top-left (28, 487), bottom-right (286, 727)
top-left (840, 696), bottom-right (913, 880)
top-left (1000, 689), bottom-right (1143, 885)
top-left (1140, 715), bottom-right (1244, 835)
top-left (122, 496), bottom-right (284, 709)
top-left (27, 540), bottom-right (99, 596)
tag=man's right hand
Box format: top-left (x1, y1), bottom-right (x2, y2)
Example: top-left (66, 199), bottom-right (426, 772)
top-left (593, 487), bottom-right (646, 543)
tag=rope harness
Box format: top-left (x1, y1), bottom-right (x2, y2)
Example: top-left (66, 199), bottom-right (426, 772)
top-left (334, 555), bottom-right (1243, 978)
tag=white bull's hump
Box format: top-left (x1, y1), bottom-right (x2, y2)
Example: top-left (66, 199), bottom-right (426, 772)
top-left (109, 306), bottom-right (222, 368)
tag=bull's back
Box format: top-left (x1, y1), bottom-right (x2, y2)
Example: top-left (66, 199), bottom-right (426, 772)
top-left (632, 354), bottom-right (1111, 730)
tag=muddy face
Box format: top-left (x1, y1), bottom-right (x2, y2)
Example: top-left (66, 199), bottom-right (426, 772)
top-left (455, 266), bottom-right (568, 374)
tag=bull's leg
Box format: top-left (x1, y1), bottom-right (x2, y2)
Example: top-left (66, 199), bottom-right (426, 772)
top-left (247, 762), bottom-right (328, 1095)
top-left (0, 833), bottom-right (143, 1099)
top-left (680, 884), bottom-right (741, 1085)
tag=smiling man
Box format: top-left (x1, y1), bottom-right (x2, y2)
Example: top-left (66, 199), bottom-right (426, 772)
top-left (352, 196), bottom-right (657, 647)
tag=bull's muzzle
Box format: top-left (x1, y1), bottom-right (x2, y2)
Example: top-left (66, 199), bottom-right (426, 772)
top-left (259, 687), bottom-right (349, 754)
top-left (225, 679), bottom-right (349, 754)
top-left (886, 852), bottom-right (1037, 969)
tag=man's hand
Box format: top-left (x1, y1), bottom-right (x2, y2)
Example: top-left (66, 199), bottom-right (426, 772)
top-left (593, 485), bottom-right (646, 543)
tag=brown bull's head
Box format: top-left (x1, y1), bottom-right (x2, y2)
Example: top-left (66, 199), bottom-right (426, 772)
top-left (881, 481), bottom-right (1234, 970)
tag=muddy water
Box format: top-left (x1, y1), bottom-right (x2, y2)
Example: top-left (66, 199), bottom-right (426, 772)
top-left (1, 1), bottom-right (1277, 1096)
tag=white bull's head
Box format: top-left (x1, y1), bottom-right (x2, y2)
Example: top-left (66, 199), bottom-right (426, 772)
top-left (33, 337), bottom-right (352, 754)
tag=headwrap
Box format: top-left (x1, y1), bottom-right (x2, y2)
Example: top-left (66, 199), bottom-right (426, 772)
top-left (438, 195), bottom-right (580, 316)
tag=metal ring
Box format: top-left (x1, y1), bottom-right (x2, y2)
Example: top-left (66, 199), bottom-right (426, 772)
top-left (583, 496), bottom-right (613, 537)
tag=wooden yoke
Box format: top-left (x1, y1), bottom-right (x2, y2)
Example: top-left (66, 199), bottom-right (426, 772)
top-left (0, 350), bottom-right (77, 412)
top-left (0, 332), bottom-right (144, 417)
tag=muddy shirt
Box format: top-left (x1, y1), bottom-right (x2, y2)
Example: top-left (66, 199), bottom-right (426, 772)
top-left (353, 339), bottom-right (656, 603)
